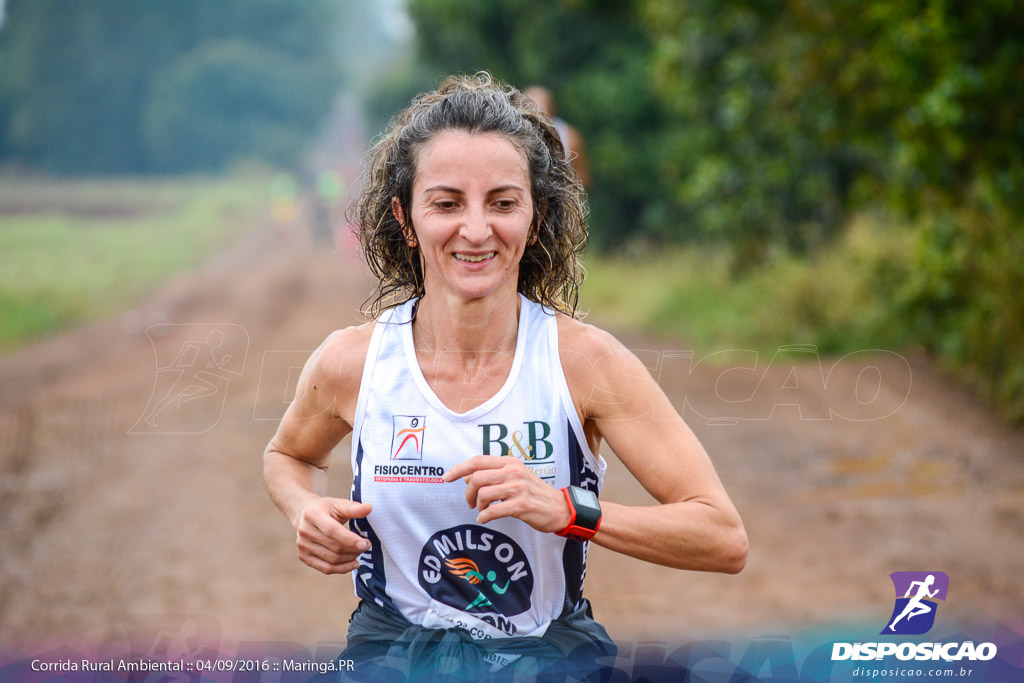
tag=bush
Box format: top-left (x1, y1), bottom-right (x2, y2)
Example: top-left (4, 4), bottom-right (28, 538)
top-left (896, 208), bottom-right (1024, 422)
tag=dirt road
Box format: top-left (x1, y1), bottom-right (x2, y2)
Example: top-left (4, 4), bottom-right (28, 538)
top-left (1, 214), bottom-right (1022, 660)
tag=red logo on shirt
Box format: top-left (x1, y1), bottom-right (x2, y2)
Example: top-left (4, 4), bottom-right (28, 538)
top-left (391, 415), bottom-right (426, 460)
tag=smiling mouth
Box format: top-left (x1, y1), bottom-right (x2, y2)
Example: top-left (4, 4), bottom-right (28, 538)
top-left (453, 252), bottom-right (496, 263)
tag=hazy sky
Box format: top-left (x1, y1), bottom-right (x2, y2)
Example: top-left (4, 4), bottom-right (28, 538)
top-left (378, 0), bottom-right (414, 43)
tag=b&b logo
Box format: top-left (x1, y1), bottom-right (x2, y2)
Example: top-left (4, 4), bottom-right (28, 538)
top-left (391, 415), bottom-right (425, 460)
top-left (479, 421), bottom-right (553, 461)
top-left (418, 525), bottom-right (533, 621)
top-left (479, 421), bottom-right (558, 484)
top-left (881, 571), bottom-right (949, 635)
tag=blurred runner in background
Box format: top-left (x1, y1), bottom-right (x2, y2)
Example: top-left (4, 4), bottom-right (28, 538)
top-left (524, 85), bottom-right (591, 188)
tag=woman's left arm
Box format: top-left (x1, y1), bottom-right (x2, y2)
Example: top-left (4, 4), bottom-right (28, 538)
top-left (562, 320), bottom-right (748, 574)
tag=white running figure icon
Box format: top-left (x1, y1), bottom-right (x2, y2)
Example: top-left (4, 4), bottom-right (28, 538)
top-left (889, 574), bottom-right (939, 631)
top-left (143, 330), bottom-right (232, 427)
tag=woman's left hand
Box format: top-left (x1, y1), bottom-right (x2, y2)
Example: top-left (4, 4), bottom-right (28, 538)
top-left (443, 456), bottom-right (572, 533)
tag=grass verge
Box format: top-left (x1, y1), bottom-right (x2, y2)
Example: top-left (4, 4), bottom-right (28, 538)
top-left (579, 216), bottom-right (915, 361)
top-left (0, 174), bottom-right (266, 353)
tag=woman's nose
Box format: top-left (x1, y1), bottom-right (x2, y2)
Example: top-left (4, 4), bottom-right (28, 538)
top-left (460, 204), bottom-right (491, 243)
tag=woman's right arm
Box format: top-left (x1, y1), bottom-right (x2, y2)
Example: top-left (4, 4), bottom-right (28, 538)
top-left (262, 325), bottom-right (374, 575)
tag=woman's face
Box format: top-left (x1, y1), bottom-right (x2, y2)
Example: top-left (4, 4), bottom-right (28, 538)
top-left (393, 131), bottom-right (534, 304)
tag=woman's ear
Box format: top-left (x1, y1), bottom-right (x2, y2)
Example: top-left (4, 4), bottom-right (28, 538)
top-left (527, 209), bottom-right (546, 246)
top-left (392, 197), bottom-right (417, 247)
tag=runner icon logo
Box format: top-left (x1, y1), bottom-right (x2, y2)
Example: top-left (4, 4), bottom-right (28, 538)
top-left (418, 525), bottom-right (533, 617)
top-left (881, 571), bottom-right (949, 635)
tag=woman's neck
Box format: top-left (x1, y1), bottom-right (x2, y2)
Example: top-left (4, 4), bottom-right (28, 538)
top-left (412, 287), bottom-right (521, 358)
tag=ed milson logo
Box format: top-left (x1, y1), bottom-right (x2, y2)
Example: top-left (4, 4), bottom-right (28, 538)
top-left (418, 524), bottom-right (534, 635)
top-left (832, 572), bottom-right (998, 663)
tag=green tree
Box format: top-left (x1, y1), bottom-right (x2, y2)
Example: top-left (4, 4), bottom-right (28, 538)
top-left (143, 41), bottom-right (336, 172)
top-left (643, 0), bottom-right (861, 262)
top-left (643, 0), bottom-right (1024, 420)
top-left (0, 0), bottom-right (342, 173)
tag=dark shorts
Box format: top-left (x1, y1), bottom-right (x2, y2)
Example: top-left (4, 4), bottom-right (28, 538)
top-left (334, 600), bottom-right (617, 682)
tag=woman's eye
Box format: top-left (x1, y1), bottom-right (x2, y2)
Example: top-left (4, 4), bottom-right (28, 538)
top-left (433, 201), bottom-right (457, 211)
top-left (493, 200), bottom-right (516, 211)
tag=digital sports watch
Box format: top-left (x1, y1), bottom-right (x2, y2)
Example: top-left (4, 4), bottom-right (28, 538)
top-left (555, 485), bottom-right (602, 542)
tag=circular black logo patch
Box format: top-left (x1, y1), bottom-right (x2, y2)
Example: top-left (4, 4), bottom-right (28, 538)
top-left (418, 524), bottom-right (533, 616)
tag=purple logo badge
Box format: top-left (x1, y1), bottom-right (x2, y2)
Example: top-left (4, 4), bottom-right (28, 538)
top-left (881, 571), bottom-right (949, 635)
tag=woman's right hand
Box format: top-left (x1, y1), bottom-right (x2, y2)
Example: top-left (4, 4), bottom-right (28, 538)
top-left (294, 498), bottom-right (373, 575)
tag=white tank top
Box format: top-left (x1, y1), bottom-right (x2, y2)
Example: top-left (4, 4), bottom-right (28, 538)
top-left (348, 295), bottom-right (607, 639)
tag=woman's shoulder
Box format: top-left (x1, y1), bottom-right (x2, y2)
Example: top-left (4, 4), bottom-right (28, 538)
top-left (554, 314), bottom-right (635, 379)
top-left (321, 321), bottom-right (376, 352)
top-left (307, 321), bottom-right (376, 391)
top-left (555, 314), bottom-right (626, 357)
top-left (555, 314), bottom-right (659, 422)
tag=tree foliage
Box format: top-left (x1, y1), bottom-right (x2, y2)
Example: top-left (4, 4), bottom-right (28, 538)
top-left (643, 0), bottom-right (1024, 420)
top-left (0, 0), bottom-right (341, 173)
top-left (643, 1), bottom-right (858, 259)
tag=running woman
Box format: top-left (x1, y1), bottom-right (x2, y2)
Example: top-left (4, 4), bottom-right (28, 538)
top-left (263, 72), bottom-right (747, 680)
